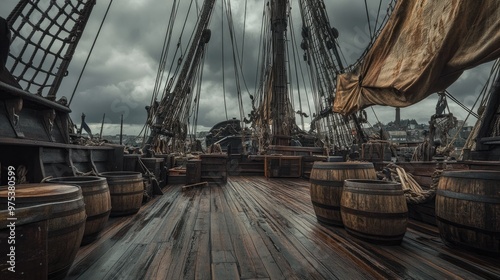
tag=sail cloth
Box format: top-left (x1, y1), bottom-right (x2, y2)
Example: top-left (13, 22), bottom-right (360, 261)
top-left (334, 0), bottom-right (500, 115)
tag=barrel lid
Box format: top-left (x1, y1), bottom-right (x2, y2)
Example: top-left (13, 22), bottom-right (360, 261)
top-left (46, 176), bottom-right (106, 185)
top-left (442, 170), bottom-right (500, 180)
top-left (0, 183), bottom-right (82, 203)
top-left (312, 161), bottom-right (374, 170)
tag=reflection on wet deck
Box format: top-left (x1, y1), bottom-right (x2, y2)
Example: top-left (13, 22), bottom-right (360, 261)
top-left (68, 176), bottom-right (500, 279)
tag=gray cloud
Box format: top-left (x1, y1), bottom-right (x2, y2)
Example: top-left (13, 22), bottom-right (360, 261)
top-left (0, 0), bottom-right (494, 135)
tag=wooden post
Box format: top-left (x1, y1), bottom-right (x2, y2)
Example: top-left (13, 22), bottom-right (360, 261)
top-left (99, 113), bottom-right (105, 139)
top-left (120, 114), bottom-right (123, 145)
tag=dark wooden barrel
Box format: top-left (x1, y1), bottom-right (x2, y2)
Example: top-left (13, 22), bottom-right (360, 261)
top-left (436, 170), bottom-right (500, 255)
top-left (0, 184), bottom-right (86, 280)
top-left (45, 176), bottom-right (111, 245)
top-left (309, 162), bottom-right (376, 226)
top-left (0, 204), bottom-right (50, 279)
top-left (341, 179), bottom-right (408, 245)
top-left (100, 171), bottom-right (143, 216)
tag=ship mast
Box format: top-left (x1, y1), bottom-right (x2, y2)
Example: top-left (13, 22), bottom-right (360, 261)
top-left (144, 0), bottom-right (216, 153)
top-left (270, 0), bottom-right (292, 146)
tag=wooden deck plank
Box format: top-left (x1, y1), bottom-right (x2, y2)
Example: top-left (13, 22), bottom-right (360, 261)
top-left (230, 181), bottom-right (286, 279)
top-left (194, 186), bottom-right (212, 280)
top-left (67, 176), bottom-right (500, 280)
top-left (220, 183), bottom-right (270, 279)
top-left (234, 177), bottom-right (377, 279)
top-left (163, 186), bottom-right (204, 280)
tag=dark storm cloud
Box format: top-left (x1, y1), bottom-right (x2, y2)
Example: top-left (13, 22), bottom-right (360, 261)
top-left (0, 0), bottom-right (496, 134)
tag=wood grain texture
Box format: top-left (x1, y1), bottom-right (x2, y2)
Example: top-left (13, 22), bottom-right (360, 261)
top-left (67, 176), bottom-right (500, 279)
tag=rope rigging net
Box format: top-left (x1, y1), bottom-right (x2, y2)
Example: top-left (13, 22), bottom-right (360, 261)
top-left (6, 0), bottom-right (97, 100)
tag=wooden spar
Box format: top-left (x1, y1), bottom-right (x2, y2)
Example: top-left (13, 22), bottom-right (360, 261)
top-left (181, 181), bottom-right (209, 192)
top-left (474, 74), bottom-right (500, 154)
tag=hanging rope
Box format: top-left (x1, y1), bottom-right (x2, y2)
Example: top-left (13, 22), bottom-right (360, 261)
top-left (69, 0), bottom-right (114, 106)
top-left (363, 0), bottom-right (373, 38)
top-left (221, 0), bottom-right (228, 120)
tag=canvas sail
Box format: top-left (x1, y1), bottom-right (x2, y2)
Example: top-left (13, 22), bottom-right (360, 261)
top-left (334, 0), bottom-right (500, 115)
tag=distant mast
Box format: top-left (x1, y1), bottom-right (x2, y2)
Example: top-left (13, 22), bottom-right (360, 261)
top-left (270, 0), bottom-right (292, 146)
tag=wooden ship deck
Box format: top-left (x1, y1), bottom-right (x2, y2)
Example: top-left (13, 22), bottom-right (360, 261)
top-left (67, 176), bottom-right (500, 280)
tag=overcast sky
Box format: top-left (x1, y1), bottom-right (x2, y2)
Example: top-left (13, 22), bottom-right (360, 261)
top-left (0, 0), bottom-right (494, 136)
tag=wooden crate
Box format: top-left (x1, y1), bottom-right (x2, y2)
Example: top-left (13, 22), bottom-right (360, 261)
top-left (186, 159), bottom-right (202, 184)
top-left (361, 142), bottom-right (393, 162)
top-left (168, 168), bottom-right (186, 185)
top-left (265, 155), bottom-right (302, 178)
top-left (200, 154), bottom-right (228, 184)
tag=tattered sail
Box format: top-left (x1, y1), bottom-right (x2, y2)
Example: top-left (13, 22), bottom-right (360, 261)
top-left (334, 0), bottom-right (500, 115)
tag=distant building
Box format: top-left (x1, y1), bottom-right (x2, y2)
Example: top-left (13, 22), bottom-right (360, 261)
top-left (388, 131), bottom-right (407, 143)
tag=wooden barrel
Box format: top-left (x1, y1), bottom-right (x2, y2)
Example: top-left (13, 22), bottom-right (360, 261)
top-left (1, 204), bottom-right (50, 279)
top-left (436, 170), bottom-right (500, 255)
top-left (341, 179), bottom-right (408, 245)
top-left (100, 171), bottom-right (143, 217)
top-left (0, 184), bottom-right (86, 280)
top-left (45, 176), bottom-right (111, 245)
top-left (309, 162), bottom-right (376, 226)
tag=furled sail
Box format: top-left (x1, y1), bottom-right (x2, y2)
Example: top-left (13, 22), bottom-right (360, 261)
top-left (334, 0), bottom-right (500, 115)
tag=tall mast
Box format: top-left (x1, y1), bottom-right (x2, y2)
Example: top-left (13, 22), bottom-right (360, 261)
top-left (270, 0), bottom-right (292, 145)
top-left (144, 0), bottom-right (216, 152)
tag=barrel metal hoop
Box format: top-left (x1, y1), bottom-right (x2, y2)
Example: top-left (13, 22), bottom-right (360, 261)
top-left (437, 190), bottom-right (500, 204)
top-left (312, 201), bottom-right (341, 210)
top-left (86, 210), bottom-right (111, 221)
top-left (341, 206), bottom-right (408, 219)
top-left (309, 179), bottom-right (343, 187)
top-left (436, 216), bottom-right (500, 237)
top-left (51, 205), bottom-right (86, 218)
top-left (442, 171), bottom-right (500, 181)
top-left (316, 216), bottom-right (343, 226)
top-left (107, 179), bottom-right (143, 184)
top-left (110, 190), bottom-right (144, 196)
top-left (48, 220), bottom-right (85, 237)
top-left (82, 187), bottom-right (110, 196)
top-left (343, 188), bottom-right (404, 196)
top-left (345, 227), bottom-right (405, 240)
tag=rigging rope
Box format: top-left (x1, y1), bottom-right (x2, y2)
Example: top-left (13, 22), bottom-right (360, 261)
top-left (69, 0), bottom-right (114, 106)
top-left (221, 0), bottom-right (228, 120)
top-left (363, 0), bottom-right (372, 38)
top-left (7, 0), bottom-right (96, 98)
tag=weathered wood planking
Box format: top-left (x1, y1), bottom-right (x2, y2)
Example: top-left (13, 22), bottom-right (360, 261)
top-left (67, 177), bottom-right (500, 280)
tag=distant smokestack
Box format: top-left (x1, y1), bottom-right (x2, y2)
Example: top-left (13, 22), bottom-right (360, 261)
top-left (395, 108), bottom-right (400, 127)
